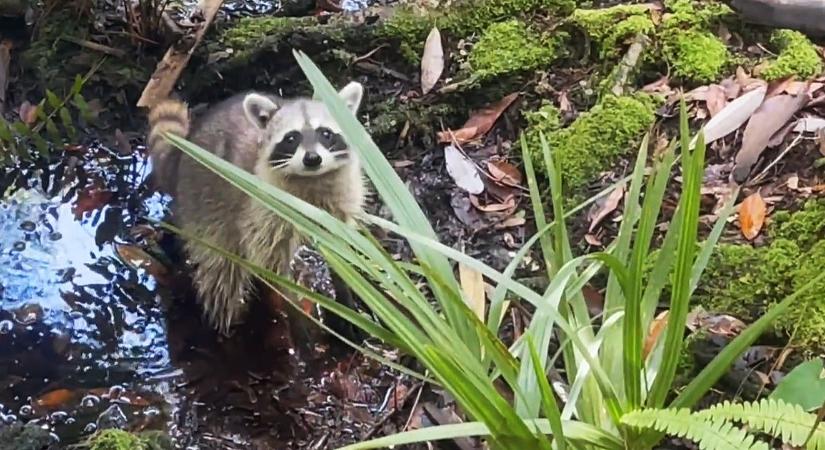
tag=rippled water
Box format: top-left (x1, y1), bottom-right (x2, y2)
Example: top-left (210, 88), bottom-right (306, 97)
top-left (0, 146), bottom-right (177, 444)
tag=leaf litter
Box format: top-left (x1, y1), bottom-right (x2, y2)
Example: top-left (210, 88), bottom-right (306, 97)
top-left (420, 27), bottom-right (443, 95)
top-left (437, 93), bottom-right (519, 144)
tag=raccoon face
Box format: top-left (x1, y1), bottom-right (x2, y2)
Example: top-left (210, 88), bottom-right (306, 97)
top-left (243, 82), bottom-right (364, 177)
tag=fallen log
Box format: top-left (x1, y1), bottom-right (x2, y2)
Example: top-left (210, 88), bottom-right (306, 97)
top-left (726, 0), bottom-right (825, 37)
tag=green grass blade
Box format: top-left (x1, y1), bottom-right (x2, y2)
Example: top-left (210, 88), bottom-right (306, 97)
top-left (647, 100), bottom-right (705, 408)
top-left (336, 419), bottom-right (625, 450)
top-left (293, 50), bottom-right (478, 355)
top-left (527, 334), bottom-right (567, 450)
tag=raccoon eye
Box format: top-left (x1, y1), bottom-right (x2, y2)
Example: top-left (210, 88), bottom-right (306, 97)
top-left (317, 127), bottom-right (333, 145)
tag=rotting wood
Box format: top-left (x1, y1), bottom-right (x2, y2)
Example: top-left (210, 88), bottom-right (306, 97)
top-left (726, 0), bottom-right (825, 37)
top-left (609, 33), bottom-right (649, 97)
top-left (0, 40), bottom-right (12, 114)
top-left (136, 0), bottom-right (225, 109)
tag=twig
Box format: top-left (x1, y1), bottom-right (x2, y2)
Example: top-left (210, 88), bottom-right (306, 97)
top-left (136, 0), bottom-right (225, 109)
top-left (60, 36), bottom-right (127, 58)
top-left (609, 33), bottom-right (649, 96)
top-left (362, 382), bottom-right (423, 440)
top-left (746, 132), bottom-right (805, 186)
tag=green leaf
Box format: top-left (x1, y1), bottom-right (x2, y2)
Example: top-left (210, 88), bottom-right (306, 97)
top-left (770, 359), bottom-right (825, 412)
top-left (45, 90), bottom-right (62, 111)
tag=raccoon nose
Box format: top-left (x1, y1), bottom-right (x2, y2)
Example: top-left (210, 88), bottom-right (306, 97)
top-left (302, 152), bottom-right (322, 168)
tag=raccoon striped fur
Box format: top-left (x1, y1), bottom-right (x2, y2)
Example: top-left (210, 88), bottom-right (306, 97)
top-left (146, 83), bottom-right (366, 334)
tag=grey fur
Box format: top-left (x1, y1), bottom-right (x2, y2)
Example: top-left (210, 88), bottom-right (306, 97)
top-left (151, 85), bottom-right (366, 334)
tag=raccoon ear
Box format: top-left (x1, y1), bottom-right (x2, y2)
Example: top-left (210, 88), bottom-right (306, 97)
top-left (337, 82), bottom-right (364, 114)
top-left (242, 93), bottom-right (279, 130)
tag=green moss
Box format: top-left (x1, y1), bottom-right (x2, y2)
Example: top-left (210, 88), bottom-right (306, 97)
top-left (661, 29), bottom-right (730, 84)
top-left (219, 16), bottom-right (313, 51)
top-left (658, 0), bottom-right (733, 84)
top-left (469, 20), bottom-right (561, 80)
top-left (761, 29), bottom-right (823, 81)
top-left (88, 430), bottom-right (147, 450)
top-left (695, 199), bottom-right (825, 351)
top-left (381, 0), bottom-right (575, 63)
top-left (522, 94), bottom-right (657, 192)
top-left (570, 5), bottom-right (655, 58)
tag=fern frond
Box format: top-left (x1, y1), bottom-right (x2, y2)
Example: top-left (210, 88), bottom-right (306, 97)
top-left (621, 408), bottom-right (770, 450)
top-left (698, 398), bottom-right (825, 450)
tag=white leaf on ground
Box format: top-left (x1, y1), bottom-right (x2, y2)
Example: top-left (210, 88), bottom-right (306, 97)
top-left (793, 117), bottom-right (825, 133)
top-left (444, 145), bottom-right (484, 194)
top-left (420, 27), bottom-right (444, 95)
top-left (701, 84), bottom-right (767, 145)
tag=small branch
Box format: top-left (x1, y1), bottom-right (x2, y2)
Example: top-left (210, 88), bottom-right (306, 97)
top-left (60, 36), bottom-right (128, 58)
top-left (609, 33), bottom-right (649, 97)
top-left (136, 0), bottom-right (225, 109)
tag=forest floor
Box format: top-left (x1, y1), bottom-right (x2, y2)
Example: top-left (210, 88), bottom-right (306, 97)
top-left (1, 0), bottom-right (825, 448)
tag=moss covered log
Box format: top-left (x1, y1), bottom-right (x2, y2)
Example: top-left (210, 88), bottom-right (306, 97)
top-left (690, 200), bottom-right (825, 352)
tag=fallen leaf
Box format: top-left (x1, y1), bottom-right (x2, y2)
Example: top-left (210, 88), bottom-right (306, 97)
top-left (444, 145), bottom-right (484, 194)
top-left (642, 75), bottom-right (671, 93)
top-left (437, 93), bottom-right (519, 144)
top-left (35, 389), bottom-right (77, 410)
top-left (794, 117), bottom-right (825, 133)
top-left (392, 160), bottom-right (415, 168)
top-left (702, 84), bottom-right (766, 145)
top-left (719, 77), bottom-right (741, 99)
top-left (115, 244), bottom-right (170, 283)
top-left (643, 310), bottom-right (669, 360)
top-left (588, 184), bottom-right (625, 232)
top-left (787, 175), bottom-right (800, 190)
top-left (733, 89), bottom-right (810, 183)
top-left (584, 233), bottom-right (602, 246)
top-left (72, 186), bottom-right (112, 219)
top-left (739, 191), bottom-right (767, 241)
top-left (705, 84), bottom-right (727, 117)
top-left (558, 90), bottom-right (573, 113)
top-left (767, 120), bottom-right (795, 148)
top-left (18, 101), bottom-right (38, 125)
top-left (766, 76), bottom-right (795, 98)
top-left (495, 214), bottom-right (526, 229)
top-left (469, 195), bottom-right (516, 213)
top-left (420, 27), bottom-right (443, 95)
top-left (487, 160), bottom-right (522, 185)
top-left (458, 263), bottom-right (485, 320)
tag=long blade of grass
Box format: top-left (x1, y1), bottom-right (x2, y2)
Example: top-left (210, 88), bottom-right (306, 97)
top-left (624, 134), bottom-right (676, 408)
top-left (647, 100), bottom-right (705, 408)
top-left (293, 50), bottom-right (478, 355)
top-left (527, 334), bottom-right (566, 450)
top-left (336, 419), bottom-right (625, 450)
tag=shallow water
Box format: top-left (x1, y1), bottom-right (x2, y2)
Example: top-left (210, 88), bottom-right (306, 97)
top-left (0, 142), bottom-right (393, 449)
top-left (0, 146), bottom-right (175, 442)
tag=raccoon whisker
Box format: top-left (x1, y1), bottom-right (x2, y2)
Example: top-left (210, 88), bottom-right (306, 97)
top-left (331, 150), bottom-right (350, 160)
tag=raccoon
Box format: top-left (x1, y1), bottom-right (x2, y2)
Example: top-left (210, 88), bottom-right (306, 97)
top-left (146, 82), bottom-right (366, 334)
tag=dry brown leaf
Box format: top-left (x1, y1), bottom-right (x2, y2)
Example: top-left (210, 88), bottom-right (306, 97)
top-left (469, 194), bottom-right (516, 213)
top-left (739, 192), bottom-right (767, 241)
top-left (643, 310), bottom-right (669, 360)
top-left (115, 243), bottom-right (170, 283)
top-left (35, 389), bottom-right (76, 410)
top-left (459, 263), bottom-right (485, 320)
top-left (437, 93), bottom-right (519, 144)
top-left (588, 184), bottom-right (625, 232)
top-left (444, 145), bottom-right (484, 194)
top-left (487, 160), bottom-right (522, 185)
top-left (641, 75), bottom-right (671, 93)
top-left (72, 185), bottom-right (112, 219)
top-left (720, 77), bottom-right (741, 99)
top-left (584, 233), bottom-right (602, 246)
top-left (766, 76), bottom-right (796, 98)
top-left (705, 84), bottom-right (728, 117)
top-left (495, 214), bottom-right (526, 229)
top-left (558, 90), bottom-right (573, 113)
top-left (18, 101), bottom-right (38, 125)
top-left (702, 84), bottom-right (766, 145)
top-left (420, 27), bottom-right (444, 95)
top-left (733, 89), bottom-right (810, 183)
